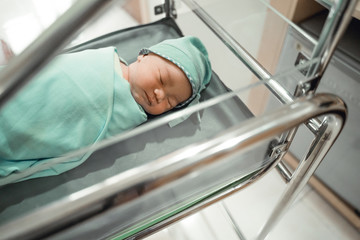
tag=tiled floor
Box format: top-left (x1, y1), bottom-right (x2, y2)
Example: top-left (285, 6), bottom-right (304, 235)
top-left (1, 0), bottom-right (359, 239)
top-left (145, 170), bottom-right (360, 240)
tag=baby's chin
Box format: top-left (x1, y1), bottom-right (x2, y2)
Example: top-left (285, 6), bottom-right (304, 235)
top-left (142, 103), bottom-right (171, 116)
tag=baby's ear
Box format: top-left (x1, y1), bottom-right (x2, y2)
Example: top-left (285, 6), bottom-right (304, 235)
top-left (137, 55), bottom-right (144, 62)
top-left (137, 54), bottom-right (148, 62)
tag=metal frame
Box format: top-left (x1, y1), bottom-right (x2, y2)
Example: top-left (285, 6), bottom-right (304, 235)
top-left (0, 93), bottom-right (347, 239)
top-left (0, 0), bottom-right (125, 108)
top-left (180, 0), bottom-right (355, 239)
top-left (0, 0), bottom-right (354, 239)
top-left (182, 0), bottom-right (356, 108)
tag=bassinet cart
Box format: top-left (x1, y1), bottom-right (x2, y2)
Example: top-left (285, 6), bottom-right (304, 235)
top-left (0, 0), bottom-right (355, 239)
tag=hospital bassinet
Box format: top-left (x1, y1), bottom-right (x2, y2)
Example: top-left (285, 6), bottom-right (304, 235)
top-left (0, 0), bottom-right (355, 239)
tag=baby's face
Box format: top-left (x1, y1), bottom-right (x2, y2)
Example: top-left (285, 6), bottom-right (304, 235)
top-left (128, 53), bottom-right (192, 115)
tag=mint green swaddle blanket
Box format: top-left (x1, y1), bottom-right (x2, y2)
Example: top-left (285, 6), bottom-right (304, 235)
top-left (0, 47), bottom-right (147, 180)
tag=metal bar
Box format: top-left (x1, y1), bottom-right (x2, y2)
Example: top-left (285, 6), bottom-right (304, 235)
top-left (257, 104), bottom-right (347, 239)
top-left (0, 93), bottom-right (346, 240)
top-left (180, 0), bottom-right (324, 184)
top-left (182, 0), bottom-right (295, 105)
top-left (221, 202), bottom-right (247, 240)
top-left (181, 0), bottom-right (325, 135)
top-left (315, 0), bottom-right (357, 76)
top-left (182, 0), bottom-right (355, 122)
top-left (255, 2), bottom-right (357, 234)
top-left (309, 0), bottom-right (345, 65)
top-left (165, 0), bottom-right (171, 18)
top-left (275, 161), bottom-right (292, 183)
top-left (270, 0), bottom-right (356, 183)
top-left (259, 0), bottom-right (317, 46)
top-left (293, 0), bottom-right (358, 95)
top-left (315, 0), bottom-right (333, 9)
top-left (305, 0), bottom-right (357, 79)
top-left (0, 0), bottom-right (121, 108)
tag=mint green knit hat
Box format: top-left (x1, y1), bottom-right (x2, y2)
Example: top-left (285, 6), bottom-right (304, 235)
top-left (139, 36), bottom-right (212, 126)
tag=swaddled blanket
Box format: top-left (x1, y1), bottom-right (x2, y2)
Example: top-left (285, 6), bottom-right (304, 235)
top-left (0, 47), bottom-right (147, 179)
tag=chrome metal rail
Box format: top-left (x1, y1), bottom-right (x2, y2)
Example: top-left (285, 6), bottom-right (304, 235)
top-left (0, 0), bottom-right (126, 108)
top-left (182, 0), bottom-right (294, 105)
top-left (181, 0), bottom-right (355, 191)
top-left (0, 93), bottom-right (347, 239)
top-left (182, 0), bottom-right (357, 99)
top-left (310, 0), bottom-right (358, 76)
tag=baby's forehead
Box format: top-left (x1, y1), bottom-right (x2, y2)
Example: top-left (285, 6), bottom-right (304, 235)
top-left (149, 53), bottom-right (176, 66)
top-left (150, 53), bottom-right (186, 75)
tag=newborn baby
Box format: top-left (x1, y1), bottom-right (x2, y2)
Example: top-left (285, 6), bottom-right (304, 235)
top-left (0, 36), bottom-right (211, 180)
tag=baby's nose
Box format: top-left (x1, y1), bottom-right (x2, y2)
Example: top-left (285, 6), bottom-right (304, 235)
top-left (154, 88), bottom-right (165, 103)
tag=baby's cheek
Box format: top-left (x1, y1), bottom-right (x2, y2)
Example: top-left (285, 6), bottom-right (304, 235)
top-left (144, 105), bottom-right (163, 115)
top-left (159, 103), bottom-right (172, 115)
